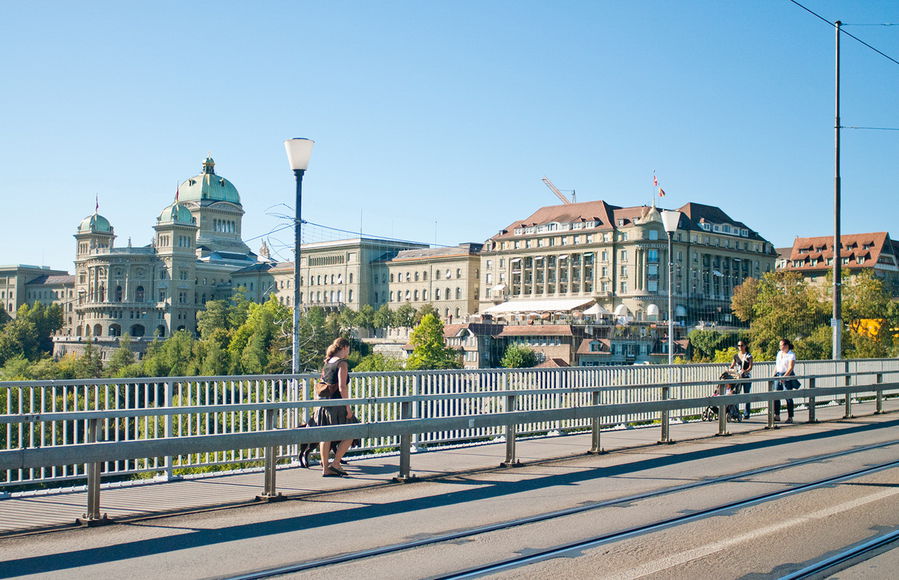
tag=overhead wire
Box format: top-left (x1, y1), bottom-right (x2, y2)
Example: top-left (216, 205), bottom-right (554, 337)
top-left (787, 0), bottom-right (899, 67)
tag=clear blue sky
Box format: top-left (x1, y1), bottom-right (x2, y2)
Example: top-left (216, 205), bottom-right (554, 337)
top-left (2, 0), bottom-right (897, 270)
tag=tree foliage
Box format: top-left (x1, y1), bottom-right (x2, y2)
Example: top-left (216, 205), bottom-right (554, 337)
top-left (405, 313), bottom-right (461, 370)
top-left (500, 344), bottom-right (538, 368)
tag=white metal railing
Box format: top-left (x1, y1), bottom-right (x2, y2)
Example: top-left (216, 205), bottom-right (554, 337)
top-left (2, 359), bottom-right (898, 492)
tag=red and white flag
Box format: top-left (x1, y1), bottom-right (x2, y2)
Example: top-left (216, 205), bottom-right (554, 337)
top-left (175, 186), bottom-right (180, 202)
top-left (658, 187), bottom-right (666, 197)
top-left (652, 173), bottom-right (658, 187)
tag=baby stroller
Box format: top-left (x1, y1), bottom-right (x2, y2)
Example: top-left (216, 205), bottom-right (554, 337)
top-left (702, 370), bottom-right (743, 422)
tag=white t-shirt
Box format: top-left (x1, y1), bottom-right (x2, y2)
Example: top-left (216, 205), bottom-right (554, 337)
top-left (776, 350), bottom-right (796, 374)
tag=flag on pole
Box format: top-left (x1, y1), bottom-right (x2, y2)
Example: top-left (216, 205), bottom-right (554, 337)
top-left (175, 186), bottom-right (180, 202)
top-left (652, 173), bottom-right (658, 187)
top-left (95, 194), bottom-right (99, 213)
top-left (658, 187), bottom-right (666, 197)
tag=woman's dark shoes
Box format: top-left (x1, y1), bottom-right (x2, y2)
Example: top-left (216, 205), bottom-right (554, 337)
top-left (322, 466), bottom-right (344, 477)
top-left (330, 465), bottom-right (348, 476)
top-left (785, 417), bottom-right (793, 424)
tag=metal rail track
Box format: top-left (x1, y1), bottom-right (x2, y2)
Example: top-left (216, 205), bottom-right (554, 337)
top-left (779, 529), bottom-right (899, 580)
top-left (223, 440), bottom-right (899, 580)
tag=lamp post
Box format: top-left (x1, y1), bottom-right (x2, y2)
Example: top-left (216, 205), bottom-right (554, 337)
top-left (661, 210), bottom-right (681, 365)
top-left (659, 210), bottom-right (681, 444)
top-left (284, 138), bottom-right (315, 375)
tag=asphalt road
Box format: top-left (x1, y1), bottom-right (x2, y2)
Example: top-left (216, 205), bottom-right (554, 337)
top-left (1, 413), bottom-right (897, 579)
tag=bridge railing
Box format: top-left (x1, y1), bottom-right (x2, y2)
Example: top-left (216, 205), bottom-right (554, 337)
top-left (1, 359), bottom-right (897, 494)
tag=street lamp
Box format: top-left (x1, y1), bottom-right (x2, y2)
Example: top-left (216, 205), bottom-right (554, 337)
top-left (284, 138), bottom-right (315, 375)
top-left (661, 210), bottom-right (681, 365)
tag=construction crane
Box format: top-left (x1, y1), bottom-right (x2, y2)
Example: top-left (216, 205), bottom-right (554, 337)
top-left (541, 176), bottom-right (576, 205)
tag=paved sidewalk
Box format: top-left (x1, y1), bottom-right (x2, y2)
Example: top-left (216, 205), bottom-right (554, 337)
top-left (1, 399), bottom-right (896, 536)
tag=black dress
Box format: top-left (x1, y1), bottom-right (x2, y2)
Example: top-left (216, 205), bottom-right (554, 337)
top-left (313, 357), bottom-right (349, 427)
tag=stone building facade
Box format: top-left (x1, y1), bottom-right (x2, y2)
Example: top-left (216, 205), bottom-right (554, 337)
top-left (776, 232), bottom-right (899, 294)
top-left (54, 157), bottom-right (258, 359)
top-left (386, 243), bottom-right (482, 322)
top-left (232, 238), bottom-right (427, 311)
top-left (479, 200), bottom-right (777, 325)
top-left (0, 265), bottom-right (69, 318)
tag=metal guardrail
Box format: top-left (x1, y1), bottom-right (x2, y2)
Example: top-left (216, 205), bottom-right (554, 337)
top-left (0, 365), bottom-right (897, 525)
top-left (3, 358), bottom-right (896, 491)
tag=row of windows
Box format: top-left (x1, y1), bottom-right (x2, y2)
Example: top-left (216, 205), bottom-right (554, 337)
top-left (390, 287), bottom-right (464, 302)
top-left (390, 268), bottom-right (465, 283)
top-left (213, 219), bottom-right (236, 233)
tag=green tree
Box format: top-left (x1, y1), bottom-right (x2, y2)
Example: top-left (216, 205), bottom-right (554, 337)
top-left (743, 272), bottom-right (829, 360)
top-left (0, 318), bottom-right (39, 365)
top-left (354, 353), bottom-right (404, 372)
top-left (142, 330), bottom-right (196, 377)
top-left (15, 302), bottom-right (63, 355)
top-left (500, 343), bottom-right (538, 368)
top-left (196, 299), bottom-right (231, 338)
top-left (373, 304), bottom-right (393, 330)
top-left (413, 303), bottom-right (440, 326)
top-left (74, 339), bottom-right (104, 379)
top-left (105, 334), bottom-right (136, 377)
top-left (356, 304), bottom-right (376, 332)
top-left (227, 296), bottom-right (291, 374)
top-left (406, 313), bottom-right (461, 370)
top-left (687, 329), bottom-right (729, 362)
top-left (394, 303), bottom-right (416, 329)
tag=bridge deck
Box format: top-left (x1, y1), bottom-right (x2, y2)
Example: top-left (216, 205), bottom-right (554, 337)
top-left (2, 399), bottom-right (896, 536)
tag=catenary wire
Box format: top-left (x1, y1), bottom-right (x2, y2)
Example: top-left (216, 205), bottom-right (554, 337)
top-left (787, 0), bottom-right (899, 66)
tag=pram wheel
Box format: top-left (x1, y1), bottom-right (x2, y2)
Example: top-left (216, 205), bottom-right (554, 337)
top-left (702, 406), bottom-right (717, 421)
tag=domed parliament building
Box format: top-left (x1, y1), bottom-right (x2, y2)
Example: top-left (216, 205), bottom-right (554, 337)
top-left (54, 157), bottom-right (259, 358)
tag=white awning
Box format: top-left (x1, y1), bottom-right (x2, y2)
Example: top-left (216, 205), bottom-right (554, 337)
top-left (614, 304), bottom-right (631, 316)
top-left (583, 303), bottom-right (611, 316)
top-left (646, 304), bottom-right (660, 317)
top-left (482, 297), bottom-right (595, 315)
top-left (489, 284), bottom-right (507, 292)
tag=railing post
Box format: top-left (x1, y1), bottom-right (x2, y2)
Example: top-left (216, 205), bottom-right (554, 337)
top-left (256, 408), bottom-right (284, 502)
top-left (394, 400), bottom-right (416, 482)
top-left (807, 377), bottom-right (817, 423)
top-left (766, 380), bottom-right (776, 430)
top-left (717, 394), bottom-right (729, 436)
top-left (411, 374), bottom-right (421, 451)
top-left (588, 390), bottom-right (603, 454)
top-left (875, 373), bottom-right (884, 414)
top-left (77, 418), bottom-right (110, 526)
top-left (501, 393), bottom-right (520, 467)
top-left (659, 384), bottom-right (672, 444)
top-left (163, 380), bottom-right (175, 481)
top-left (843, 360), bottom-right (853, 419)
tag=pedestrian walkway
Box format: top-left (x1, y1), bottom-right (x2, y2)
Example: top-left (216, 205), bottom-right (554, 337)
top-left (1, 399), bottom-right (896, 536)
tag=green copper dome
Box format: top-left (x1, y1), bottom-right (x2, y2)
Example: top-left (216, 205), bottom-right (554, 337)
top-left (78, 213), bottom-right (113, 234)
top-left (177, 157), bottom-right (241, 204)
top-left (157, 201), bottom-right (195, 225)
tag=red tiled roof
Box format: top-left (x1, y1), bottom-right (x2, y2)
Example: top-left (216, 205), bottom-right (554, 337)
top-left (781, 232), bottom-right (893, 271)
top-left (497, 325), bottom-right (574, 337)
top-left (576, 338), bottom-right (611, 355)
top-left (536, 358), bottom-right (570, 368)
top-left (490, 200), bottom-right (619, 240)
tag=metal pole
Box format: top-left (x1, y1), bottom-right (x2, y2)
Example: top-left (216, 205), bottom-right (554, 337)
top-left (667, 230), bottom-right (674, 365)
top-left (292, 168), bottom-right (306, 375)
top-left (832, 20), bottom-right (842, 360)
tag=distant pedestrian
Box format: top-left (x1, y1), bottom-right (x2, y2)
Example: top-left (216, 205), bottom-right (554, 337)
top-left (729, 340), bottom-right (753, 419)
top-left (313, 337), bottom-right (354, 477)
top-left (773, 338), bottom-right (800, 423)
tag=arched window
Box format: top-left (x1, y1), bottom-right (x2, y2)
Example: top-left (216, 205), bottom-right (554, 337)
top-left (130, 324), bottom-right (146, 337)
top-left (115, 286), bottom-right (123, 302)
top-left (455, 288), bottom-right (462, 299)
top-left (109, 324), bottom-right (121, 337)
top-left (98, 285), bottom-right (105, 302)
top-left (93, 324), bottom-right (103, 336)
top-left (135, 286), bottom-right (145, 302)
top-left (435, 288), bottom-right (441, 300)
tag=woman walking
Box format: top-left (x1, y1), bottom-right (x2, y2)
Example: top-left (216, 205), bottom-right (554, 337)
top-left (730, 340), bottom-right (753, 420)
top-left (773, 338), bottom-right (800, 423)
top-left (314, 337), bottom-right (355, 477)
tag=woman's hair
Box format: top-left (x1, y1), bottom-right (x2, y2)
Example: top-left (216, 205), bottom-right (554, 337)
top-left (325, 337), bottom-right (350, 361)
top-left (780, 338), bottom-right (794, 350)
